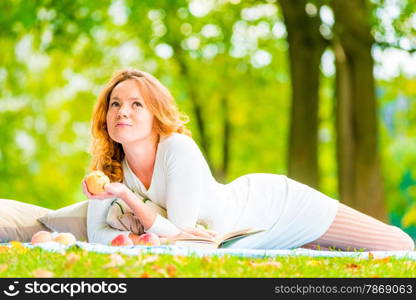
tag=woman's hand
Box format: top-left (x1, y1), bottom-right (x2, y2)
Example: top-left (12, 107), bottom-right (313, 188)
top-left (174, 227), bottom-right (219, 240)
top-left (81, 179), bottom-right (129, 200)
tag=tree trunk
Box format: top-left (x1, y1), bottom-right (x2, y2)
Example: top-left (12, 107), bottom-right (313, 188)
top-left (216, 95), bottom-right (231, 183)
top-left (176, 57), bottom-right (211, 160)
top-left (280, 0), bottom-right (327, 188)
top-left (168, 46), bottom-right (214, 173)
top-left (331, 0), bottom-right (387, 220)
top-left (163, 8), bottom-right (214, 172)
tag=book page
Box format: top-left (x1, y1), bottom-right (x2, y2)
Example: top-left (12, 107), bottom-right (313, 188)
top-left (169, 228), bottom-right (264, 245)
top-left (172, 228), bottom-right (255, 243)
top-left (170, 235), bottom-right (215, 243)
top-left (220, 228), bottom-right (260, 242)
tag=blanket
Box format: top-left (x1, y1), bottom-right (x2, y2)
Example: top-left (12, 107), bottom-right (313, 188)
top-left (3, 242), bottom-right (416, 260)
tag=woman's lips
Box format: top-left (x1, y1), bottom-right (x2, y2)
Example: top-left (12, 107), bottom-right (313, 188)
top-left (116, 123), bottom-right (132, 127)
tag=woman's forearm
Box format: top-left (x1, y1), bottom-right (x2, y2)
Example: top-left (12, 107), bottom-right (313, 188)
top-left (119, 188), bottom-right (182, 237)
top-left (120, 189), bottom-right (157, 231)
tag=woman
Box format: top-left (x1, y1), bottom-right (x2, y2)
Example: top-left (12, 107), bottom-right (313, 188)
top-left (83, 68), bottom-right (415, 251)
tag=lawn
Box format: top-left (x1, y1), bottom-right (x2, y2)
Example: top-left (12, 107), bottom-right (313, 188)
top-left (0, 242), bottom-right (415, 278)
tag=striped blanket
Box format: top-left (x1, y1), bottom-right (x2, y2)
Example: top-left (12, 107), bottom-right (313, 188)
top-left (4, 241), bottom-right (415, 260)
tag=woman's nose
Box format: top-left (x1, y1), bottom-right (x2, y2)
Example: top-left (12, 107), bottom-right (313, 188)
top-left (117, 104), bottom-right (130, 117)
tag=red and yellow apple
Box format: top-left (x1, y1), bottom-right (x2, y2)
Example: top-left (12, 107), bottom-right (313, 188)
top-left (53, 232), bottom-right (76, 246)
top-left (134, 233), bottom-right (160, 246)
top-left (111, 234), bottom-right (134, 246)
top-left (84, 170), bottom-right (110, 195)
top-left (31, 231), bottom-right (53, 244)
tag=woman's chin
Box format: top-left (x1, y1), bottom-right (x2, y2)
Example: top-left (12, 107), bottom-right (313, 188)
top-left (108, 130), bottom-right (155, 145)
top-left (110, 136), bottom-right (149, 145)
top-left (108, 136), bottom-right (129, 145)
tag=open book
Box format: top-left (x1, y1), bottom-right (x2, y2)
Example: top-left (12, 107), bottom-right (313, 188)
top-left (163, 228), bottom-right (265, 249)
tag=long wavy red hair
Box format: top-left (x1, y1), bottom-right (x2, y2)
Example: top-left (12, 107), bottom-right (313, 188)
top-left (88, 68), bottom-right (192, 182)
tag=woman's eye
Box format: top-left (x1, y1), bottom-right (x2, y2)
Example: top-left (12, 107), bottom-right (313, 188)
top-left (110, 102), bottom-right (119, 107)
top-left (133, 101), bottom-right (142, 107)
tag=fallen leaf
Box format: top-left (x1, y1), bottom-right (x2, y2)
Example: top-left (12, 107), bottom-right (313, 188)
top-left (250, 261), bottom-right (282, 268)
top-left (201, 256), bottom-right (211, 264)
top-left (65, 253), bottom-right (81, 268)
top-left (0, 246), bottom-right (10, 253)
top-left (264, 261), bottom-right (283, 268)
top-left (218, 257), bottom-right (226, 264)
top-left (103, 254), bottom-right (125, 268)
top-left (345, 263), bottom-right (360, 269)
top-left (10, 241), bottom-right (28, 253)
top-left (0, 264), bottom-right (8, 272)
top-left (10, 241), bottom-right (23, 248)
top-left (151, 265), bottom-right (162, 272)
top-left (140, 272), bottom-right (151, 278)
top-left (374, 256), bottom-right (391, 264)
top-left (306, 260), bottom-right (322, 266)
top-left (141, 255), bottom-right (158, 265)
top-left (151, 265), bottom-right (168, 276)
top-left (167, 264), bottom-right (177, 277)
top-left (33, 269), bottom-right (54, 278)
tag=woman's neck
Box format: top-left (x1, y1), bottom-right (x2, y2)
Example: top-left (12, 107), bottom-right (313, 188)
top-left (122, 135), bottom-right (159, 175)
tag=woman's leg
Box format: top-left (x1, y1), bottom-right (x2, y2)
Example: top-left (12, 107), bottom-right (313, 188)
top-left (302, 202), bottom-right (415, 251)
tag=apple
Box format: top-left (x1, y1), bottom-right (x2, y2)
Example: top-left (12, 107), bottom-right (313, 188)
top-left (53, 232), bottom-right (76, 246)
top-left (111, 234), bottom-right (134, 246)
top-left (135, 233), bottom-right (160, 246)
top-left (84, 170), bottom-right (110, 195)
top-left (31, 231), bottom-right (53, 244)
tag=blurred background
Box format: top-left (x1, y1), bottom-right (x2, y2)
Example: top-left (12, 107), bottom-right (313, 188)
top-left (0, 0), bottom-right (415, 238)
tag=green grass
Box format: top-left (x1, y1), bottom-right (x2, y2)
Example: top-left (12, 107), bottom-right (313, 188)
top-left (0, 243), bottom-right (415, 278)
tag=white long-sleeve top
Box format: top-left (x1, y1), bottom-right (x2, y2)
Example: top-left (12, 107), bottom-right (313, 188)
top-left (87, 133), bottom-right (339, 249)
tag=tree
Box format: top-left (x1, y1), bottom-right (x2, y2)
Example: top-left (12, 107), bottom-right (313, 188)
top-left (330, 0), bottom-right (386, 220)
top-left (280, 0), bottom-right (327, 189)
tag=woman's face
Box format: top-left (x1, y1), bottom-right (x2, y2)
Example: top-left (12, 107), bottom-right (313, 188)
top-left (106, 79), bottom-right (156, 145)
